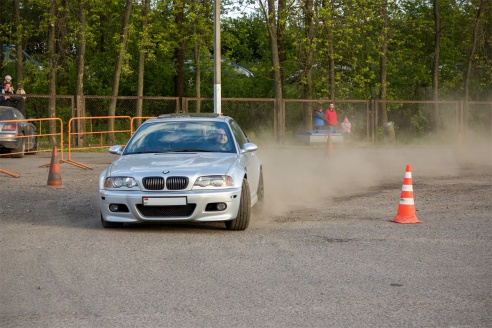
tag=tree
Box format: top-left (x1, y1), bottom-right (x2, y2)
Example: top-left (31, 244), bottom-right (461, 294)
top-left (432, 0), bottom-right (441, 130)
top-left (380, 0), bottom-right (389, 125)
top-left (173, 0), bottom-right (186, 111)
top-left (47, 0), bottom-right (58, 145)
top-left (136, 0), bottom-right (151, 121)
top-left (108, 0), bottom-right (133, 142)
top-left (260, 0), bottom-right (284, 142)
top-left (14, 0), bottom-right (22, 89)
top-left (75, 0), bottom-right (88, 146)
top-left (463, 0), bottom-right (487, 129)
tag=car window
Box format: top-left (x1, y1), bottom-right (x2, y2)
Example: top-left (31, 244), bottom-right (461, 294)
top-left (0, 109), bottom-right (13, 120)
top-left (229, 120), bottom-right (249, 149)
top-left (13, 110), bottom-right (24, 120)
top-left (124, 121), bottom-right (235, 154)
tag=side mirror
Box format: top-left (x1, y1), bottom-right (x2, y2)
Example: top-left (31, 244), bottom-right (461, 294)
top-left (108, 145), bottom-right (123, 155)
top-left (240, 142), bottom-right (258, 154)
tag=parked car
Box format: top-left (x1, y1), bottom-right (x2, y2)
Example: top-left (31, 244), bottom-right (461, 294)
top-left (0, 106), bottom-right (38, 158)
top-left (99, 113), bottom-right (264, 230)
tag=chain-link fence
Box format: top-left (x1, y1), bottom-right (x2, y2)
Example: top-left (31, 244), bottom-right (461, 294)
top-left (16, 94), bottom-right (492, 146)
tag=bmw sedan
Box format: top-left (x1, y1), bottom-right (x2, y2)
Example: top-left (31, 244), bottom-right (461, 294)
top-left (0, 106), bottom-right (38, 158)
top-left (99, 113), bottom-right (264, 230)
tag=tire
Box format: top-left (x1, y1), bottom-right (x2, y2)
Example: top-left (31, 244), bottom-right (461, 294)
top-left (253, 170), bottom-right (264, 213)
top-left (27, 136), bottom-right (38, 154)
top-left (11, 136), bottom-right (25, 158)
top-left (225, 178), bottom-right (251, 231)
top-left (101, 213), bottom-right (123, 229)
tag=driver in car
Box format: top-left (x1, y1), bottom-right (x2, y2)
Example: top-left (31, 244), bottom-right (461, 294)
top-left (214, 128), bottom-right (231, 151)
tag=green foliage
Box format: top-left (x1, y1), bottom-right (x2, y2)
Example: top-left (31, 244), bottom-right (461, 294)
top-left (0, 0), bottom-right (489, 103)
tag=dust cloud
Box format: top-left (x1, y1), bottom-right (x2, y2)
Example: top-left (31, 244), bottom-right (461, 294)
top-left (257, 135), bottom-right (491, 221)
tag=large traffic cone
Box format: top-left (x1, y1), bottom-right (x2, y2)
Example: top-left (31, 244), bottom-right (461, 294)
top-left (391, 164), bottom-right (421, 224)
top-left (47, 146), bottom-right (63, 187)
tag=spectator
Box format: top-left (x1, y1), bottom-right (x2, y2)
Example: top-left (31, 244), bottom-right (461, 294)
top-left (0, 82), bottom-right (26, 116)
top-left (342, 116), bottom-right (352, 141)
top-left (313, 106), bottom-right (325, 130)
top-left (324, 102), bottom-right (338, 131)
top-left (1, 75), bottom-right (13, 94)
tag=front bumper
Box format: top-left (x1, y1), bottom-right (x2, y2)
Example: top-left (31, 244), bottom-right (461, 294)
top-left (100, 187), bottom-right (242, 223)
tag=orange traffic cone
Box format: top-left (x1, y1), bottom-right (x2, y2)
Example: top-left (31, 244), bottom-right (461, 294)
top-left (391, 164), bottom-right (421, 224)
top-left (47, 146), bottom-right (63, 187)
top-left (325, 133), bottom-right (333, 157)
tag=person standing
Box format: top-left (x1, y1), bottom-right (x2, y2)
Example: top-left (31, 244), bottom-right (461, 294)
top-left (324, 102), bottom-right (338, 131)
top-left (0, 82), bottom-right (26, 116)
top-left (1, 75), bottom-right (13, 94)
top-left (342, 116), bottom-right (352, 141)
top-left (313, 106), bottom-right (325, 130)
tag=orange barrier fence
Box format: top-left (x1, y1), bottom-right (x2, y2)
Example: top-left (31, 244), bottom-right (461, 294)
top-left (0, 118), bottom-right (64, 177)
top-left (66, 116), bottom-right (132, 170)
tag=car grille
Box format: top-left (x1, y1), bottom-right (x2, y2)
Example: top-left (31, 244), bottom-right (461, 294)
top-left (142, 176), bottom-right (188, 190)
top-left (166, 177), bottom-right (188, 190)
top-left (136, 204), bottom-right (196, 217)
top-left (142, 177), bottom-right (165, 190)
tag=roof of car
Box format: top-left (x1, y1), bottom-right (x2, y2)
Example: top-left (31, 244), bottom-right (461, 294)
top-left (153, 113), bottom-right (229, 122)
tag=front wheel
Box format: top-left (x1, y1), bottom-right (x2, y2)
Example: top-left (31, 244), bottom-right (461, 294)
top-left (225, 178), bottom-right (251, 231)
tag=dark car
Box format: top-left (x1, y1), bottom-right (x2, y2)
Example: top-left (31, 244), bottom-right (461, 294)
top-left (0, 106), bottom-right (38, 158)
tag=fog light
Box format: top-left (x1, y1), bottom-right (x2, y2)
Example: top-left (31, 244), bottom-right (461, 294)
top-left (205, 202), bottom-right (228, 211)
top-left (109, 204), bottom-right (120, 212)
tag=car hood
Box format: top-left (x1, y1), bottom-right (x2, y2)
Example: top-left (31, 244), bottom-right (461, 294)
top-left (108, 152), bottom-right (238, 177)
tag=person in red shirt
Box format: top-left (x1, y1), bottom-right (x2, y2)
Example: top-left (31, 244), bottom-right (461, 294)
top-left (324, 102), bottom-right (338, 131)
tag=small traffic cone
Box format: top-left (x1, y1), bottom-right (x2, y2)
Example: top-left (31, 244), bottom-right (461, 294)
top-left (391, 164), bottom-right (421, 224)
top-left (325, 133), bottom-right (333, 157)
top-left (47, 146), bottom-right (63, 187)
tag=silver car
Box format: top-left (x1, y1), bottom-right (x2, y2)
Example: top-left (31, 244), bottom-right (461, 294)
top-left (0, 106), bottom-right (38, 158)
top-left (99, 113), bottom-right (264, 230)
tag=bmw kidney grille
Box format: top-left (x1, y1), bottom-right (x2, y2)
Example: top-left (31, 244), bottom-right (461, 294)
top-left (142, 176), bottom-right (188, 190)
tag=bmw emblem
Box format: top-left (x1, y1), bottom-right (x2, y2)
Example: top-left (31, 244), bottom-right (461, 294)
top-left (163, 170), bottom-right (170, 174)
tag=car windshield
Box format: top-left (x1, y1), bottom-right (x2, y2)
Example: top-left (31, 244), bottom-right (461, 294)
top-left (123, 121), bottom-right (236, 155)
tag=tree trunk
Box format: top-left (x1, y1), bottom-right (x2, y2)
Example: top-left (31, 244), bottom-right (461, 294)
top-left (260, 0), bottom-right (284, 143)
top-left (379, 0), bottom-right (388, 125)
top-left (57, 0), bottom-right (68, 87)
top-left (75, 0), bottom-right (87, 147)
top-left (432, 0), bottom-right (441, 131)
top-left (302, 0), bottom-right (315, 130)
top-left (174, 0), bottom-right (185, 112)
top-left (278, 0), bottom-right (286, 87)
top-left (136, 0), bottom-right (150, 124)
top-left (108, 0), bottom-right (133, 143)
top-left (14, 0), bottom-right (22, 89)
top-left (47, 0), bottom-right (57, 145)
top-left (463, 0), bottom-right (485, 134)
top-left (194, 41), bottom-right (201, 113)
top-left (322, 0), bottom-right (335, 100)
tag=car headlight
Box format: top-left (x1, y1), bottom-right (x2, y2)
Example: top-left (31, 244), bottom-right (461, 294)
top-left (104, 177), bottom-right (138, 189)
top-left (193, 175), bottom-right (234, 188)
